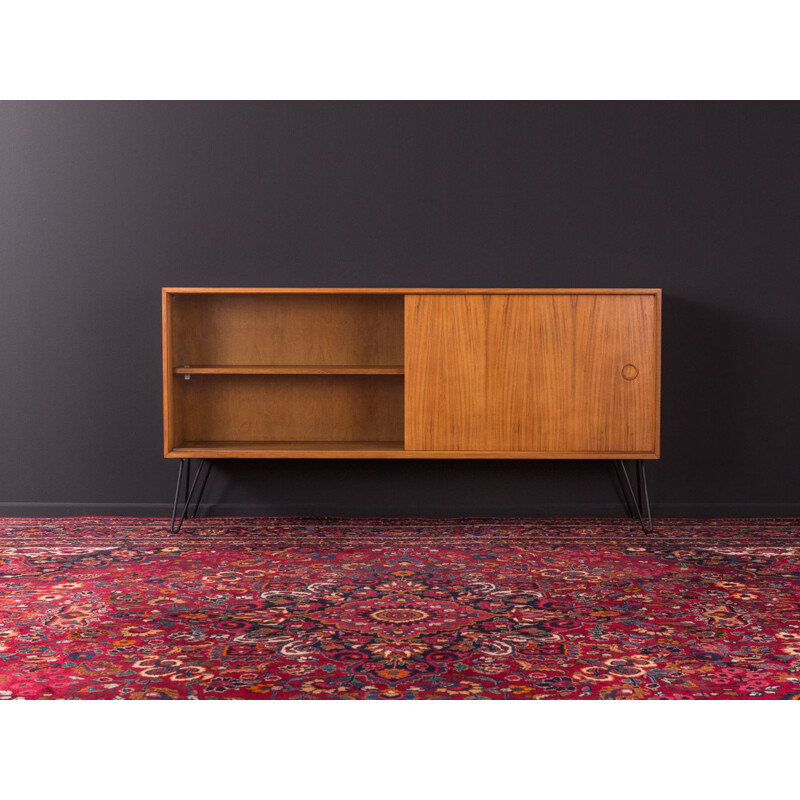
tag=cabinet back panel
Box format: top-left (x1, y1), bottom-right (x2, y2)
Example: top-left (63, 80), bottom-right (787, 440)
top-left (175, 374), bottom-right (404, 443)
top-left (172, 294), bottom-right (404, 367)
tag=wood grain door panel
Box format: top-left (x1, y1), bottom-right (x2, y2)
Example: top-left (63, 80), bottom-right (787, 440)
top-left (487, 294), bottom-right (657, 452)
top-left (405, 295), bottom-right (490, 450)
top-left (405, 293), bottom-right (658, 454)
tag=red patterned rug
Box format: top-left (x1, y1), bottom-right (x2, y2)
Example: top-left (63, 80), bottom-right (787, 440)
top-left (0, 517), bottom-right (798, 699)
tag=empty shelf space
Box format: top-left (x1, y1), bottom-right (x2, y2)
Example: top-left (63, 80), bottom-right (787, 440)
top-left (174, 364), bottom-right (404, 375)
top-left (173, 373), bottom-right (405, 445)
top-left (172, 440), bottom-right (406, 458)
top-left (170, 293), bottom-right (404, 367)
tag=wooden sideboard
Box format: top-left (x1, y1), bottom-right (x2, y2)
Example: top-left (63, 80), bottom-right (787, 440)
top-left (162, 288), bottom-right (661, 530)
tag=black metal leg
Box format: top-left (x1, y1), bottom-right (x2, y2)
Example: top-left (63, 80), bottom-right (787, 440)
top-left (636, 460), bottom-right (653, 533)
top-left (613, 459), bottom-right (636, 518)
top-left (189, 460), bottom-right (212, 518)
top-left (170, 458), bottom-right (186, 533)
top-left (169, 458), bottom-right (210, 533)
top-left (614, 459), bottom-right (654, 533)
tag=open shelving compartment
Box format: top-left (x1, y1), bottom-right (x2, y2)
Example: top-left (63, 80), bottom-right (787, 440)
top-left (164, 291), bottom-right (406, 457)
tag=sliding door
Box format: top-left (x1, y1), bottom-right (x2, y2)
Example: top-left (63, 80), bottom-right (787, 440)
top-left (405, 293), bottom-right (658, 455)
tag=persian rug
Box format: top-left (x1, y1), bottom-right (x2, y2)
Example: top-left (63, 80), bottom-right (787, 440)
top-left (0, 517), bottom-right (798, 700)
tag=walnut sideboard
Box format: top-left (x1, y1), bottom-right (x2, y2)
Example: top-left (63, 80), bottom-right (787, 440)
top-left (162, 288), bottom-right (661, 531)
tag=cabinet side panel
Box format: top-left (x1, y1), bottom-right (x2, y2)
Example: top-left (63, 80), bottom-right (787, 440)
top-left (405, 295), bottom-right (490, 450)
top-left (162, 290), bottom-right (174, 455)
top-left (654, 290), bottom-right (661, 457)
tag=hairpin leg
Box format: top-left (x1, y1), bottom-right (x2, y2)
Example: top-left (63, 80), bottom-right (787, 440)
top-left (614, 459), bottom-right (654, 533)
top-left (169, 458), bottom-right (211, 533)
top-left (636, 459), bottom-right (653, 534)
top-left (189, 460), bottom-right (212, 519)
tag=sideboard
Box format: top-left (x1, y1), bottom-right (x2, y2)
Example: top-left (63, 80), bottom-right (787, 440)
top-left (163, 288), bottom-right (661, 531)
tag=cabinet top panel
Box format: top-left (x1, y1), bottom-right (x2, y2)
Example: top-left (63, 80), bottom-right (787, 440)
top-left (163, 287), bottom-right (661, 295)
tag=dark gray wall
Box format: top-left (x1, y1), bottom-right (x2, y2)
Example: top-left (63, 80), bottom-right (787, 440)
top-left (1, 101), bottom-right (798, 517)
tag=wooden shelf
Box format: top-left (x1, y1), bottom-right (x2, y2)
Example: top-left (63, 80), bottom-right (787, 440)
top-left (172, 440), bottom-right (406, 458)
top-left (174, 365), bottom-right (404, 375)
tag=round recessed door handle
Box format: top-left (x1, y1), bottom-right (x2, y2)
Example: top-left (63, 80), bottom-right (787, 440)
top-left (621, 364), bottom-right (639, 380)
